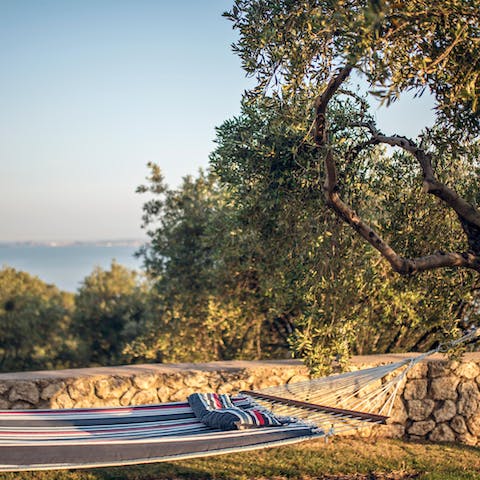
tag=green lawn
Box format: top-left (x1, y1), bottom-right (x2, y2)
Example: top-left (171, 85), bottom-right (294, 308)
top-left (0, 438), bottom-right (479, 480)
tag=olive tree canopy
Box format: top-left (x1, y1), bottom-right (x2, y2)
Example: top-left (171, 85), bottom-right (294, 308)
top-left (226, 0), bottom-right (480, 275)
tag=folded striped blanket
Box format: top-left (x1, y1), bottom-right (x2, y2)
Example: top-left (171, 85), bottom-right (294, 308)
top-left (188, 393), bottom-right (286, 431)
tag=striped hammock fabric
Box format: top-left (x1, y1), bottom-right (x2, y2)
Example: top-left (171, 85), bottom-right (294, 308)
top-left (0, 396), bottom-right (320, 471)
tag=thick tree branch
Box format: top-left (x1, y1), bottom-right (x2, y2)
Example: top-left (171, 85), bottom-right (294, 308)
top-left (346, 138), bottom-right (379, 164)
top-left (314, 64), bottom-right (353, 145)
top-left (361, 123), bottom-right (480, 230)
top-left (323, 148), bottom-right (480, 274)
top-left (356, 123), bottom-right (480, 255)
top-left (314, 68), bottom-right (480, 275)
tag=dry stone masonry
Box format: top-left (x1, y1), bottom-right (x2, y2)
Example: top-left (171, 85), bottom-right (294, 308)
top-left (0, 360), bottom-right (306, 410)
top-left (397, 357), bottom-right (480, 445)
top-left (0, 354), bottom-right (479, 446)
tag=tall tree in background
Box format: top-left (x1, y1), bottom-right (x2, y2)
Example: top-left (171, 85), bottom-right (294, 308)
top-left (134, 165), bottom-right (290, 362)
top-left (226, 0), bottom-right (479, 275)
top-left (135, 93), bottom-right (479, 373)
top-left (73, 262), bottom-right (150, 366)
top-left (0, 268), bottom-right (74, 372)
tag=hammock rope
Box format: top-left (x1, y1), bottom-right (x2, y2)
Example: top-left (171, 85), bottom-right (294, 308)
top-left (240, 328), bottom-right (480, 438)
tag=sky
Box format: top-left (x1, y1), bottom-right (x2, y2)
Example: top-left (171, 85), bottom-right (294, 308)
top-left (0, 0), bottom-right (436, 243)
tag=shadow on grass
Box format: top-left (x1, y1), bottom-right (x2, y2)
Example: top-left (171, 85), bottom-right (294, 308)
top-left (0, 438), bottom-right (478, 480)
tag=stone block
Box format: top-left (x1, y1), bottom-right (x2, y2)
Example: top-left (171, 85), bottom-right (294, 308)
top-left (406, 363), bottom-right (428, 380)
top-left (216, 384), bottom-right (234, 394)
top-left (183, 372), bottom-right (209, 388)
top-left (267, 375), bottom-right (284, 387)
top-left (162, 373), bottom-right (185, 389)
top-left (132, 374), bottom-right (158, 390)
top-left (454, 362), bottom-right (480, 380)
top-left (457, 381), bottom-right (479, 418)
top-left (408, 399), bottom-right (435, 421)
top-left (382, 423), bottom-right (405, 439)
top-left (131, 390), bottom-right (158, 405)
top-left (226, 380), bottom-right (250, 393)
top-left (95, 376), bottom-right (131, 400)
top-left (457, 431), bottom-right (478, 446)
top-left (96, 398), bottom-right (121, 407)
top-left (404, 379), bottom-right (427, 400)
top-left (40, 382), bottom-right (65, 401)
top-left (429, 423), bottom-right (455, 442)
top-left (408, 420), bottom-right (435, 436)
top-left (467, 412), bottom-right (480, 436)
top-left (429, 361), bottom-right (456, 378)
top-left (255, 377), bottom-right (278, 390)
top-left (157, 386), bottom-right (172, 402)
top-left (279, 368), bottom-right (301, 381)
top-left (0, 399), bottom-right (9, 409)
top-left (450, 415), bottom-right (467, 434)
top-left (0, 383), bottom-right (10, 396)
top-left (74, 397), bottom-right (101, 408)
top-left (169, 387), bottom-right (196, 402)
top-left (11, 401), bottom-right (33, 410)
top-left (430, 376), bottom-right (459, 400)
top-left (51, 392), bottom-right (74, 409)
top-left (8, 381), bottom-right (39, 405)
top-left (120, 387), bottom-right (138, 406)
top-left (433, 400), bottom-right (456, 422)
top-left (68, 378), bottom-right (94, 401)
top-left (389, 397), bottom-right (408, 424)
top-left (357, 379), bottom-right (383, 399)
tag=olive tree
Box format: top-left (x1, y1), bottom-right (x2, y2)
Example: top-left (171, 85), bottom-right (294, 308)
top-left (226, 0), bottom-right (480, 275)
top-left (211, 94), bottom-right (479, 373)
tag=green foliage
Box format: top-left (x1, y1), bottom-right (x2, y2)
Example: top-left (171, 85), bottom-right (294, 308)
top-left (133, 165), bottom-right (289, 363)
top-left (211, 95), bottom-right (479, 375)
top-left (131, 86), bottom-right (479, 374)
top-left (0, 267), bottom-right (74, 372)
top-left (225, 0), bottom-right (479, 135)
top-left (72, 262), bottom-right (151, 367)
top-left (216, 0), bottom-right (480, 373)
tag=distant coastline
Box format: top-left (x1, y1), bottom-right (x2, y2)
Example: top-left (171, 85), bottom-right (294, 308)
top-left (0, 243), bottom-right (145, 292)
top-left (0, 239), bottom-right (147, 248)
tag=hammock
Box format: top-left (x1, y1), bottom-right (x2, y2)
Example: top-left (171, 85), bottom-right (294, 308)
top-left (0, 329), bottom-right (477, 471)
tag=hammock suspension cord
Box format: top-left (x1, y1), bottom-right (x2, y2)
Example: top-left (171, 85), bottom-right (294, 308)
top-left (242, 327), bottom-right (480, 435)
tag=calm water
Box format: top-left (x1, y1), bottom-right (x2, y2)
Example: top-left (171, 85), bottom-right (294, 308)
top-left (0, 245), bottom-right (142, 292)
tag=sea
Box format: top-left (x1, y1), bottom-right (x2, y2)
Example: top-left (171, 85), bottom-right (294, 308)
top-left (0, 244), bottom-right (143, 293)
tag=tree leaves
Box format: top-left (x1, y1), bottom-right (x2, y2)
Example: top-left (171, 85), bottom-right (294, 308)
top-left (227, 0), bottom-right (480, 135)
top-left (0, 268), bottom-right (74, 372)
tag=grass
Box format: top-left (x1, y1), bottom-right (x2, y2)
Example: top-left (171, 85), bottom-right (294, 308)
top-left (0, 438), bottom-right (479, 480)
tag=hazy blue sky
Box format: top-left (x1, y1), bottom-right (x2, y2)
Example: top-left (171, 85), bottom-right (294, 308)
top-left (0, 0), bottom-right (435, 242)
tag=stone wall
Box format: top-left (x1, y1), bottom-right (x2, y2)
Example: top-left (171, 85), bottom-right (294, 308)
top-left (0, 360), bottom-right (309, 410)
top-left (389, 357), bottom-right (480, 445)
top-left (0, 354), bottom-right (479, 446)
